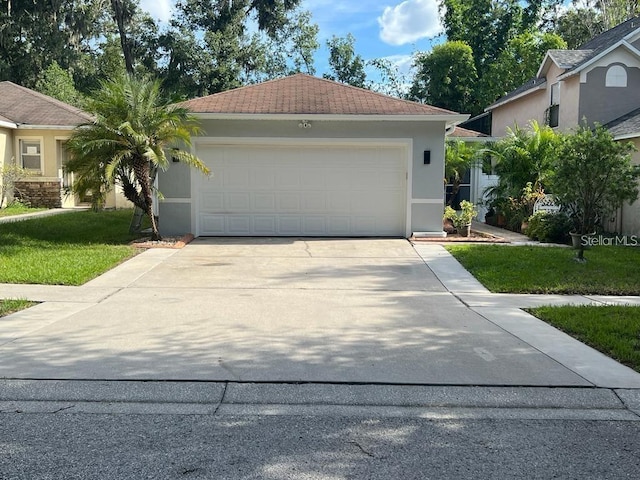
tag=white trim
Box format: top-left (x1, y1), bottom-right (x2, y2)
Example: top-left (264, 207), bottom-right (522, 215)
top-left (613, 132), bottom-right (640, 140)
top-left (193, 112), bottom-right (468, 126)
top-left (16, 124), bottom-right (80, 130)
top-left (161, 198), bottom-right (192, 204)
top-left (560, 40), bottom-right (640, 82)
top-left (411, 198), bottom-right (444, 204)
top-left (0, 120), bottom-right (17, 129)
top-left (15, 135), bottom-right (44, 174)
top-left (190, 136), bottom-right (414, 238)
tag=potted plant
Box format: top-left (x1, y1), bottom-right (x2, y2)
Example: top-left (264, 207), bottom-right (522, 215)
top-left (444, 200), bottom-right (478, 237)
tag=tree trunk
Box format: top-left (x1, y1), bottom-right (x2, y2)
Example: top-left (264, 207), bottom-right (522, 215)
top-left (133, 158), bottom-right (161, 241)
top-left (111, 0), bottom-right (134, 74)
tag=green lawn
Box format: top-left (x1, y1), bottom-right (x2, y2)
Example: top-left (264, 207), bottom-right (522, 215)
top-left (445, 244), bottom-right (640, 295)
top-left (0, 203), bottom-right (47, 218)
top-left (0, 209), bottom-right (143, 285)
top-left (528, 305), bottom-right (640, 372)
top-left (0, 299), bottom-right (35, 317)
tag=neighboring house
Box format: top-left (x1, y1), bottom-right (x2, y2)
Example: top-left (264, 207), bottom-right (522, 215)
top-left (485, 17), bottom-right (640, 235)
top-left (159, 74), bottom-right (466, 238)
top-left (0, 81), bottom-right (129, 209)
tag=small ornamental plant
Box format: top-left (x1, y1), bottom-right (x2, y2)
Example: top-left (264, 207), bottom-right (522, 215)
top-left (444, 200), bottom-right (478, 236)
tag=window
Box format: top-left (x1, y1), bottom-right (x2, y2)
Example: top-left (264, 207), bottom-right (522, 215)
top-left (551, 83), bottom-right (560, 105)
top-left (19, 139), bottom-right (42, 172)
top-left (605, 65), bottom-right (627, 87)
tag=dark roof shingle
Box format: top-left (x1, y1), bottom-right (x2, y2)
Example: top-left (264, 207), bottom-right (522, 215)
top-left (182, 74), bottom-right (458, 116)
top-left (604, 107), bottom-right (640, 137)
top-left (0, 81), bottom-right (92, 127)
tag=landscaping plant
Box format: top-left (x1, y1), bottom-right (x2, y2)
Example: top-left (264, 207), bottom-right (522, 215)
top-left (65, 75), bottom-right (210, 240)
top-left (551, 123), bottom-right (640, 261)
top-left (444, 200), bottom-right (478, 236)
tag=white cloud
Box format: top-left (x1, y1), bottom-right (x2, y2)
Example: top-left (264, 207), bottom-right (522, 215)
top-left (378, 0), bottom-right (442, 46)
top-left (140, 0), bottom-right (173, 24)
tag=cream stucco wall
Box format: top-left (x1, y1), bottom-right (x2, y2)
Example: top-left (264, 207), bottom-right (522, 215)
top-left (558, 76), bottom-right (581, 129)
top-left (620, 138), bottom-right (640, 236)
top-left (490, 89), bottom-right (546, 137)
top-left (0, 127), bottom-right (13, 168)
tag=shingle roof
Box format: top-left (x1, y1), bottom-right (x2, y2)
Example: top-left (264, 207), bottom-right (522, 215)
top-left (488, 17), bottom-right (640, 110)
top-left (579, 16), bottom-right (640, 51)
top-left (604, 107), bottom-right (640, 138)
top-left (547, 50), bottom-right (594, 69)
top-left (486, 77), bottom-right (547, 108)
top-left (0, 81), bottom-right (92, 127)
top-left (182, 74), bottom-right (457, 116)
top-left (449, 126), bottom-right (489, 138)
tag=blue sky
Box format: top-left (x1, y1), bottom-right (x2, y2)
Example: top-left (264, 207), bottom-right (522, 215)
top-left (140, 0), bottom-right (445, 78)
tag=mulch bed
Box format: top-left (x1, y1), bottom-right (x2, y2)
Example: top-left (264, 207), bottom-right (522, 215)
top-left (131, 233), bottom-right (195, 249)
top-left (411, 230), bottom-right (508, 244)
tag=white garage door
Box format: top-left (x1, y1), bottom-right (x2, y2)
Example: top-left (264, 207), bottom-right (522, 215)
top-left (195, 143), bottom-right (407, 236)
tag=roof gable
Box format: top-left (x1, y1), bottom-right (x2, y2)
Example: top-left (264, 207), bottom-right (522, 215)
top-left (0, 81), bottom-right (92, 127)
top-left (488, 16), bottom-right (640, 111)
top-left (181, 74), bottom-right (458, 117)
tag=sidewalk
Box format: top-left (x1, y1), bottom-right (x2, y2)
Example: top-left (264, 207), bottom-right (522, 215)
top-left (0, 207), bottom-right (85, 224)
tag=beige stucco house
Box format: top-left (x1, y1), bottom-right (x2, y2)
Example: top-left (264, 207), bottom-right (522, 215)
top-left (485, 17), bottom-right (640, 235)
top-left (0, 81), bottom-right (129, 209)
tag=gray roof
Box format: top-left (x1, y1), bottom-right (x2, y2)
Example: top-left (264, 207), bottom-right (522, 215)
top-left (487, 77), bottom-right (547, 108)
top-left (547, 50), bottom-right (594, 69)
top-left (0, 81), bottom-right (92, 127)
top-left (579, 16), bottom-right (640, 51)
top-left (604, 107), bottom-right (640, 138)
top-left (488, 16), bottom-right (640, 110)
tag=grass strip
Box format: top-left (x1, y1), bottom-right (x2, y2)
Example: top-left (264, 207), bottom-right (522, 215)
top-left (528, 305), bottom-right (640, 372)
top-left (0, 209), bottom-right (143, 285)
top-left (445, 244), bottom-right (640, 295)
top-left (0, 299), bottom-right (35, 317)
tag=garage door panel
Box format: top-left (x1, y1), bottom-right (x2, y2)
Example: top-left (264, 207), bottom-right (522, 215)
top-left (253, 193), bottom-right (276, 210)
top-left (253, 216), bottom-right (277, 234)
top-left (196, 144), bottom-right (406, 237)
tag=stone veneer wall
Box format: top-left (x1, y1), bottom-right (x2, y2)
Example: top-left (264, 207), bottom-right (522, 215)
top-left (14, 180), bottom-right (62, 208)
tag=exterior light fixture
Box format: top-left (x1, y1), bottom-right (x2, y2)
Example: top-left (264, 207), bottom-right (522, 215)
top-left (298, 120), bottom-right (312, 129)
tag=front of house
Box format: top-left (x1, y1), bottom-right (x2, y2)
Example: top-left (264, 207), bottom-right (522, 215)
top-left (0, 81), bottom-right (129, 209)
top-left (485, 17), bottom-right (640, 235)
top-left (159, 74), bottom-right (466, 238)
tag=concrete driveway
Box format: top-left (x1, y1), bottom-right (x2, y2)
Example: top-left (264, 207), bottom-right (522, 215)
top-left (0, 238), bottom-right (594, 385)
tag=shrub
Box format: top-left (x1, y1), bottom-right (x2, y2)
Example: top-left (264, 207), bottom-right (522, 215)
top-left (525, 211), bottom-right (573, 243)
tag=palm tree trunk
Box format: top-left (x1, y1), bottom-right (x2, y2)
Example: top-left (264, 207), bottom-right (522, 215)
top-left (133, 158), bottom-right (161, 241)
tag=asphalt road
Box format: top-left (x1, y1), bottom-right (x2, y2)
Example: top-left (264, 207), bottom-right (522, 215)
top-left (2, 412), bottom-right (639, 480)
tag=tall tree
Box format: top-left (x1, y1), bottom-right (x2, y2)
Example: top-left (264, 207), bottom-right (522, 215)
top-left (65, 75), bottom-right (210, 240)
top-left (35, 61), bottom-right (85, 107)
top-left (0, 0), bottom-right (107, 88)
top-left (480, 31), bottom-right (566, 107)
top-left (409, 41), bottom-right (478, 113)
top-left (161, 0), bottom-right (302, 97)
top-left (323, 34), bottom-right (368, 88)
top-left (550, 7), bottom-right (605, 49)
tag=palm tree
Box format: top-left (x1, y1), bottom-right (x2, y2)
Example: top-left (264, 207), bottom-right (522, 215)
top-left (445, 139), bottom-right (481, 206)
top-left (490, 120), bottom-right (559, 199)
top-left (66, 75), bottom-right (209, 240)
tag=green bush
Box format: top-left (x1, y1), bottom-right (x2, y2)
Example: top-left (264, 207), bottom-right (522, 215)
top-left (525, 211), bottom-right (572, 243)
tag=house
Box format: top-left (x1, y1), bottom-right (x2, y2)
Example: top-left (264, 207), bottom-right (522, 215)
top-left (158, 74), bottom-right (467, 238)
top-left (485, 17), bottom-right (640, 235)
top-left (0, 81), bottom-right (129, 209)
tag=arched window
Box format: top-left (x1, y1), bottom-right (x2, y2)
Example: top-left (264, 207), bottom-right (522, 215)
top-left (606, 65), bottom-right (627, 87)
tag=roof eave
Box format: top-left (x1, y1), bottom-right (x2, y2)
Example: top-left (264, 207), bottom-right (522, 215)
top-left (557, 40), bottom-right (640, 81)
top-left (484, 82), bottom-right (547, 112)
top-left (0, 120), bottom-right (17, 129)
top-left (16, 124), bottom-right (81, 130)
top-left (192, 112), bottom-right (469, 125)
top-left (612, 131), bottom-right (640, 140)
